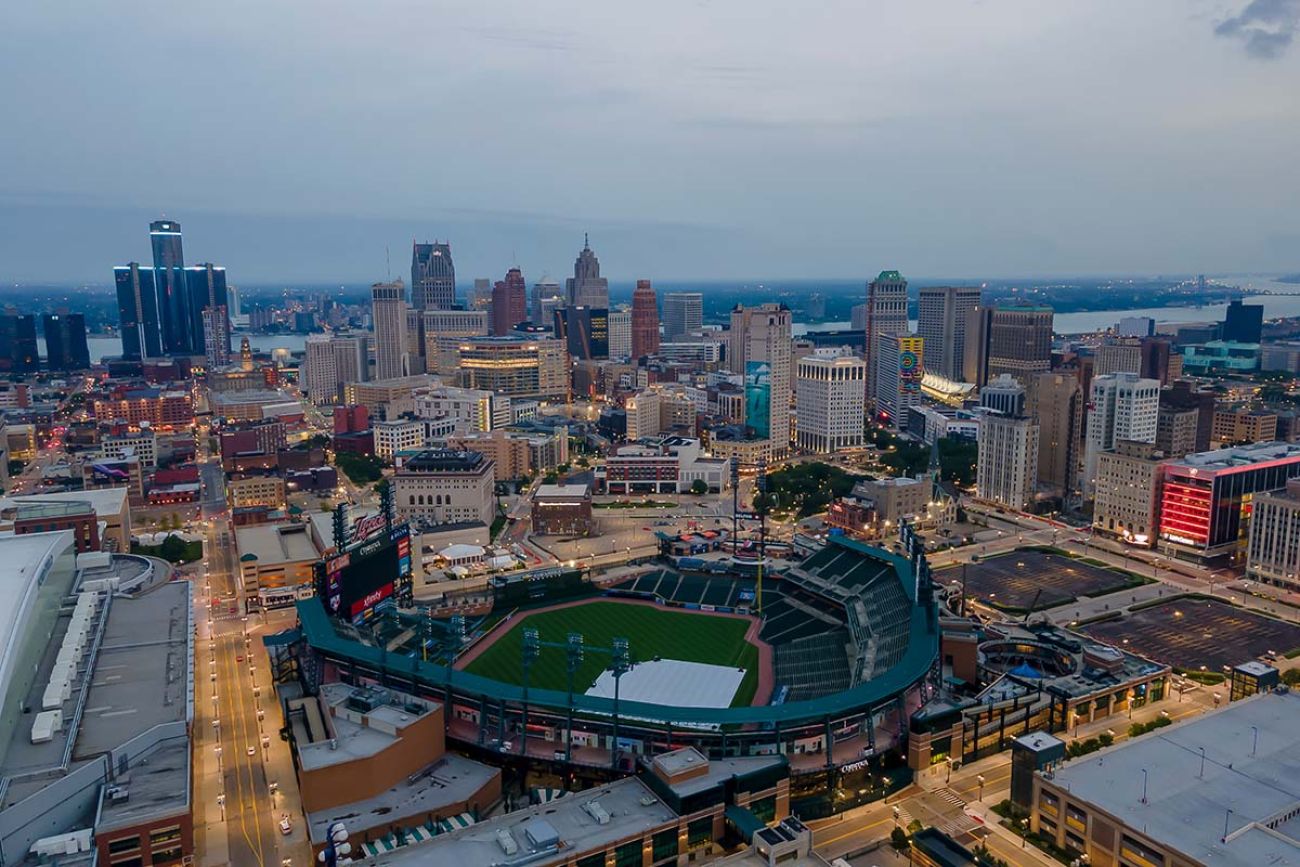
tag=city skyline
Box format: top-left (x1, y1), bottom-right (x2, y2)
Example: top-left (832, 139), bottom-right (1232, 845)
top-left (3, 2), bottom-right (1300, 282)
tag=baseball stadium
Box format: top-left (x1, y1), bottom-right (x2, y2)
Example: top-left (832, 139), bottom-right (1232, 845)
top-left (283, 534), bottom-right (939, 814)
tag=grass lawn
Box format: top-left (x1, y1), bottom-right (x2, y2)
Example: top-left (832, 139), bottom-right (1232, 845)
top-left (463, 601), bottom-right (760, 706)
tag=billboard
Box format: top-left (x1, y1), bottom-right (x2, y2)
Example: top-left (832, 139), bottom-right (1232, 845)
top-left (317, 524), bottom-right (413, 624)
top-left (745, 361), bottom-right (772, 440)
top-left (897, 337), bottom-right (924, 395)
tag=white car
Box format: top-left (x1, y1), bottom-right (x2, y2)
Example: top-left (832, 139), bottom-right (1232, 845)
top-left (279, 815), bottom-right (292, 835)
top-left (247, 746), bottom-right (256, 757)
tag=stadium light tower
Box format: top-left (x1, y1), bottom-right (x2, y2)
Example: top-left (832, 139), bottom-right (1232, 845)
top-left (520, 628), bottom-right (540, 756)
top-left (442, 614), bottom-right (466, 736)
top-left (565, 632), bottom-right (585, 762)
top-left (610, 637), bottom-right (631, 769)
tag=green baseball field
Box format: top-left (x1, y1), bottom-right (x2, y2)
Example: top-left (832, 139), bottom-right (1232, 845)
top-left (461, 600), bottom-right (761, 707)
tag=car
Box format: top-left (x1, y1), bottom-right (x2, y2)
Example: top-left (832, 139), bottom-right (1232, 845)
top-left (235, 655), bottom-right (244, 662)
top-left (247, 746), bottom-right (256, 756)
top-left (279, 815), bottom-right (292, 835)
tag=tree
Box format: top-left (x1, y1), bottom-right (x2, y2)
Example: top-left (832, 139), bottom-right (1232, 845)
top-left (689, 479), bottom-right (709, 495)
top-left (937, 436), bottom-right (979, 486)
top-left (890, 828), bottom-right (910, 851)
top-left (1282, 669), bottom-right (1300, 686)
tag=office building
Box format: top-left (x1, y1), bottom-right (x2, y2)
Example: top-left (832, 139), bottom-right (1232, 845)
top-left (625, 385), bottom-right (699, 440)
top-left (1159, 441), bottom-right (1300, 562)
top-left (393, 449), bottom-right (496, 527)
top-left (0, 314), bottom-right (39, 373)
top-left (454, 336), bottom-right (569, 400)
top-left (530, 277), bottom-right (563, 324)
top-left (795, 352), bottom-right (866, 453)
top-left (371, 279), bottom-right (409, 380)
top-left (1092, 440), bottom-right (1166, 545)
top-left (373, 417), bottom-right (430, 459)
top-left (977, 412), bottom-right (1039, 510)
top-left (1222, 298), bottom-right (1264, 343)
top-left (302, 332), bottom-right (369, 404)
top-left (964, 305), bottom-right (1053, 402)
top-left (1247, 478), bottom-right (1300, 590)
top-left (1115, 315), bottom-right (1155, 337)
top-left (1031, 691), bottom-right (1300, 867)
top-left (1212, 406), bottom-right (1278, 447)
top-left (149, 219), bottom-right (189, 353)
top-left (404, 308), bottom-right (428, 375)
top-left (1094, 338), bottom-right (1143, 376)
top-left (602, 437), bottom-right (727, 494)
top-left (92, 389), bottom-right (193, 429)
top-left (414, 385), bottom-right (506, 433)
top-left (114, 263), bottom-right (162, 359)
top-left (491, 267), bottom-right (528, 335)
top-left (553, 306), bottom-right (610, 360)
top-left (979, 373), bottom-right (1027, 417)
top-left (873, 334), bottom-right (924, 429)
top-left (916, 286), bottom-right (980, 381)
top-left (607, 310), bottom-right (633, 359)
top-left (1155, 403), bottom-right (1200, 459)
top-left (729, 303), bottom-right (793, 456)
top-left (863, 270), bottom-right (909, 405)
top-left (1083, 372), bottom-right (1160, 496)
top-left (1035, 372), bottom-right (1082, 496)
top-left (631, 279), bottom-right (660, 358)
top-left (531, 483), bottom-right (595, 536)
top-left (183, 263), bottom-right (228, 353)
top-left (41, 313), bottom-right (90, 371)
top-left (422, 309), bottom-right (489, 374)
top-left (201, 305), bottom-right (231, 367)
top-left (1182, 339), bottom-right (1260, 373)
top-left (1160, 379), bottom-right (1216, 453)
top-left (663, 291), bottom-right (704, 342)
top-left (566, 235), bottom-right (609, 308)
top-left (411, 241), bottom-right (456, 310)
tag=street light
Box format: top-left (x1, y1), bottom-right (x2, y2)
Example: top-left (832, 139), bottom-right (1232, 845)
top-left (977, 774), bottom-right (985, 802)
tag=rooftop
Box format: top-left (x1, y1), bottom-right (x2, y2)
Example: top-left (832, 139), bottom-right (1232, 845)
top-left (534, 484), bottom-right (590, 499)
top-left (1047, 690), bottom-right (1300, 867)
top-left (234, 522), bottom-right (323, 565)
top-left (297, 682), bottom-right (439, 773)
top-left (365, 776), bottom-right (677, 867)
top-left (1168, 440), bottom-right (1300, 472)
top-left (400, 449), bottom-right (489, 473)
top-left (2, 486), bottom-right (128, 518)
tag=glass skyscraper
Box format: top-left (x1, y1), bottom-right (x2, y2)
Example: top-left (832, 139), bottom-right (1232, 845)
top-left (150, 219), bottom-right (189, 353)
top-left (185, 264), bottom-right (229, 355)
top-left (114, 262), bottom-right (163, 359)
top-left (42, 313), bottom-right (90, 370)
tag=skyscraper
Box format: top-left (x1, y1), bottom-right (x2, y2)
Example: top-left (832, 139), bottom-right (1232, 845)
top-left (663, 292), bottom-right (703, 342)
top-left (201, 307), bottom-right (231, 368)
top-left (1083, 372), bottom-right (1161, 495)
top-left (916, 286), bottom-right (981, 381)
top-left (977, 413), bottom-right (1040, 510)
top-left (1035, 371), bottom-right (1083, 497)
top-left (1222, 299), bottom-right (1263, 344)
top-left (795, 351), bottom-right (866, 453)
top-left (42, 313), bottom-right (90, 371)
top-left (553, 307), bottom-right (610, 360)
top-left (0, 314), bottom-right (40, 373)
top-left (979, 373), bottom-right (1027, 417)
top-left (371, 279), bottom-right (409, 380)
top-left (531, 278), bottom-right (563, 324)
top-left (965, 305), bottom-right (1054, 410)
top-left (631, 280), bottom-right (660, 358)
top-left (114, 263), bottom-right (162, 359)
top-left (607, 310), bottom-right (632, 359)
top-left (411, 241), bottom-right (456, 310)
top-left (566, 235), bottom-right (609, 308)
top-left (149, 219), bottom-right (189, 354)
top-left (874, 334), bottom-right (925, 429)
top-left (304, 332), bottom-right (370, 404)
top-left (491, 268), bottom-right (528, 336)
top-left (184, 264), bottom-right (228, 357)
top-left (729, 303), bottom-right (792, 458)
top-left (863, 271), bottom-right (909, 407)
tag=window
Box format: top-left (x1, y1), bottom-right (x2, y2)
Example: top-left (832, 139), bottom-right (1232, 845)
top-left (614, 840), bottom-right (643, 867)
top-left (149, 826), bottom-right (182, 848)
top-left (108, 836), bottom-right (140, 855)
top-left (577, 854), bottom-right (606, 867)
top-left (652, 829), bottom-right (678, 863)
top-left (687, 816), bottom-right (714, 848)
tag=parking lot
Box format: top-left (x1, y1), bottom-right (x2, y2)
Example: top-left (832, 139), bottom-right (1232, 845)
top-left (950, 549), bottom-right (1140, 612)
top-left (1082, 597), bottom-right (1300, 672)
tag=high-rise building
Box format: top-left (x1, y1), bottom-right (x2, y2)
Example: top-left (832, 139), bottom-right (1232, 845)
top-left (470, 278), bottom-right (493, 312)
top-left (201, 307), bottom-right (231, 368)
top-left (41, 313), bottom-right (90, 371)
top-left (917, 286), bottom-right (981, 381)
top-left (1092, 440), bottom-right (1167, 546)
top-left (977, 413), bottom-right (1039, 510)
top-left (1115, 316), bottom-right (1156, 337)
top-left (566, 235), bottom-right (609, 308)
top-left (553, 307), bottom-right (609, 360)
top-left (1083, 372), bottom-right (1161, 495)
top-left (1155, 403), bottom-right (1200, 459)
top-left (795, 352), bottom-right (866, 453)
top-left (531, 278), bottom-right (563, 324)
top-left (663, 292), bottom-right (703, 342)
top-left (873, 334), bottom-right (924, 430)
top-left (1160, 379), bottom-right (1216, 453)
top-left (964, 306), bottom-right (1054, 400)
top-left (301, 330), bottom-right (369, 405)
top-left (1247, 478), bottom-right (1300, 590)
top-left (607, 310), bottom-right (633, 360)
top-left (421, 309), bottom-right (489, 374)
top-left (1094, 338), bottom-right (1143, 377)
top-left (405, 308), bottom-right (427, 375)
top-left (491, 268), bottom-right (528, 336)
top-left (729, 303), bottom-right (793, 457)
top-left (1223, 299), bottom-right (1264, 344)
top-left (228, 284), bottom-right (243, 319)
top-left (0, 314), bottom-right (40, 373)
top-left (114, 263), bottom-right (162, 360)
top-left (979, 373), bottom-right (1027, 418)
top-left (863, 271), bottom-right (909, 405)
top-left (453, 336), bottom-right (570, 400)
top-left (631, 280), bottom-right (660, 358)
top-left (371, 279), bottom-right (409, 380)
top-left (411, 241), bottom-right (456, 310)
top-left (1035, 372), bottom-right (1082, 497)
top-left (149, 219), bottom-right (189, 354)
top-left (184, 264), bottom-right (228, 354)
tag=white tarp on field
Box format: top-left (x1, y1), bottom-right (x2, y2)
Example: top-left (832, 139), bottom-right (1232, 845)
top-left (585, 658), bottom-right (745, 709)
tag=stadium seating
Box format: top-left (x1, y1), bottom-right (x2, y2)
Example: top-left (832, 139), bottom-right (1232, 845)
top-left (774, 631), bottom-right (852, 701)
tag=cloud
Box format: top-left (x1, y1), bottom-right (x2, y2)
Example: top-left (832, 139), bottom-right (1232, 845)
top-left (1214, 0), bottom-right (1300, 58)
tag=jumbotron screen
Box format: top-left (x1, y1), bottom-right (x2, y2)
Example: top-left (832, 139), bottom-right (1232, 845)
top-left (317, 524), bottom-right (412, 624)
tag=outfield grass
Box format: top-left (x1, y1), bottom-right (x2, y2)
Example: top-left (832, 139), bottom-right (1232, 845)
top-left (463, 601), bottom-right (761, 707)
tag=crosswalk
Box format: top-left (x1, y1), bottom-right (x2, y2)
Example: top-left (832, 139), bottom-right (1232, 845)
top-left (934, 787), bottom-right (967, 809)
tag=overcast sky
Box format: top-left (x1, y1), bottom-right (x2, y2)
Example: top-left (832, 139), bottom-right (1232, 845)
top-left (2, 0), bottom-right (1299, 283)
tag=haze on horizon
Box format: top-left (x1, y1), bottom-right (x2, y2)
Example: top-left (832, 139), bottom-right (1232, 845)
top-left (2, 0), bottom-right (1299, 285)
